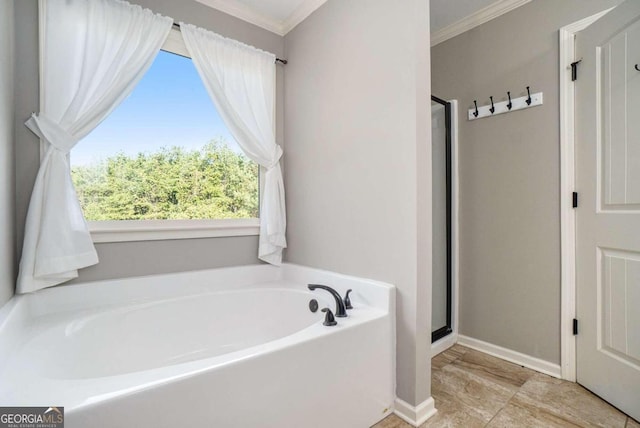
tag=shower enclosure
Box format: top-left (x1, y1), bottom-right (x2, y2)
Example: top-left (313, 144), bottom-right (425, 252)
top-left (431, 96), bottom-right (452, 343)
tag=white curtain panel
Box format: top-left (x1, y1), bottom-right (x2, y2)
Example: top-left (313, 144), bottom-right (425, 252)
top-left (181, 23), bottom-right (286, 265)
top-left (17, 0), bottom-right (172, 293)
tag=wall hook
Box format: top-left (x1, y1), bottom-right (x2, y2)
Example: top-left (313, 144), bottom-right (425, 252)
top-left (468, 89), bottom-right (543, 120)
top-left (635, 64), bottom-right (640, 71)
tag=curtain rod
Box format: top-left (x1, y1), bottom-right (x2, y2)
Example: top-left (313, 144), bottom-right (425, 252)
top-left (172, 23), bottom-right (287, 65)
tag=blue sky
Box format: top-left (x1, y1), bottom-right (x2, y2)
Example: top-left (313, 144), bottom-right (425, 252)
top-left (72, 50), bottom-right (239, 166)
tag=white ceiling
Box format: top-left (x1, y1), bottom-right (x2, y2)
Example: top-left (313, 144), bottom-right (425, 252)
top-left (195, 0), bottom-right (329, 35)
top-left (234, 0), bottom-right (308, 23)
top-left (196, 0), bottom-right (530, 41)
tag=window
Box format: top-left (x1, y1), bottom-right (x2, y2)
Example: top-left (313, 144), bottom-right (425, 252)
top-left (70, 30), bottom-right (260, 242)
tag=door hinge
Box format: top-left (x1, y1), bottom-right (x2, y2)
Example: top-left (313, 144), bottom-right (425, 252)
top-left (571, 59), bottom-right (582, 81)
top-left (573, 318), bottom-right (579, 335)
top-left (572, 192), bottom-right (578, 208)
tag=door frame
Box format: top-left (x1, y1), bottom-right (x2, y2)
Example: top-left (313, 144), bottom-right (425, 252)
top-left (559, 7), bottom-right (614, 382)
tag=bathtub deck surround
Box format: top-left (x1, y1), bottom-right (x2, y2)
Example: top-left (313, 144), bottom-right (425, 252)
top-left (0, 264), bottom-right (395, 428)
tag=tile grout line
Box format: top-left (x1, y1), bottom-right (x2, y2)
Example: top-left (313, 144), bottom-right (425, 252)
top-left (481, 359), bottom-right (538, 428)
top-left (439, 346), bottom-right (521, 428)
top-left (482, 383), bottom-right (522, 427)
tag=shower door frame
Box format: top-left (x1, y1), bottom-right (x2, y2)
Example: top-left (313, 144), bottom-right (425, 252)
top-left (431, 95), bottom-right (453, 343)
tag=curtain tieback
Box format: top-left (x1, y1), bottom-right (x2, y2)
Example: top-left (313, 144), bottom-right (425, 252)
top-left (25, 113), bottom-right (79, 154)
top-left (265, 145), bottom-right (283, 170)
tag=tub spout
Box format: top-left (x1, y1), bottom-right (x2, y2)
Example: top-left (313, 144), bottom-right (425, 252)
top-left (308, 284), bottom-right (347, 317)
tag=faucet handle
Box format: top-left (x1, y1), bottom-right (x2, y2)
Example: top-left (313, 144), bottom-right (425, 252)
top-left (344, 289), bottom-right (353, 310)
top-left (321, 308), bottom-right (337, 326)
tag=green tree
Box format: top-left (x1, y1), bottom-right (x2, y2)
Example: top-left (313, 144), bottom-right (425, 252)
top-left (71, 139), bottom-right (259, 221)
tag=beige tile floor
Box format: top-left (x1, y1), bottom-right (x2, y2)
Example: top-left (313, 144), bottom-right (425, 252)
top-left (374, 345), bottom-right (639, 428)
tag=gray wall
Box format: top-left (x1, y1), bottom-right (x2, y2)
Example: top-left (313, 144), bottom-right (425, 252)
top-left (0, 0), bottom-right (15, 307)
top-left (283, 0), bottom-right (432, 406)
top-left (13, 0), bottom-right (285, 283)
top-left (431, 0), bottom-right (623, 364)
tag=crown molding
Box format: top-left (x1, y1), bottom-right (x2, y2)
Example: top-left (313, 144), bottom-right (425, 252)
top-left (194, 0), bottom-right (327, 36)
top-left (195, 0), bottom-right (285, 35)
top-left (431, 0), bottom-right (532, 47)
top-left (282, 0), bottom-right (328, 34)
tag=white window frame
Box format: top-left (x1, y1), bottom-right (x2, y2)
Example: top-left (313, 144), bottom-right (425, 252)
top-left (60, 27), bottom-right (260, 243)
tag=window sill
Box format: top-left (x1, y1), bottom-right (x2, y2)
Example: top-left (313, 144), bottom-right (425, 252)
top-left (88, 219), bottom-right (260, 243)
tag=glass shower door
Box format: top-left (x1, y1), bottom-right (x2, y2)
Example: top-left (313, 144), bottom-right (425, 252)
top-left (431, 96), bottom-right (452, 342)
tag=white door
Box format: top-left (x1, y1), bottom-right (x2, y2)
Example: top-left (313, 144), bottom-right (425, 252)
top-left (575, 0), bottom-right (640, 421)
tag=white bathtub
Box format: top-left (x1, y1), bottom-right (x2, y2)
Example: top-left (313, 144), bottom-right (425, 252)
top-left (0, 263), bottom-right (395, 428)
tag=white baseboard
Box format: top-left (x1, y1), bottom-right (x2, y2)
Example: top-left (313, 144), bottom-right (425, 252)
top-left (431, 332), bottom-right (457, 357)
top-left (457, 335), bottom-right (562, 379)
top-left (394, 397), bottom-right (437, 427)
